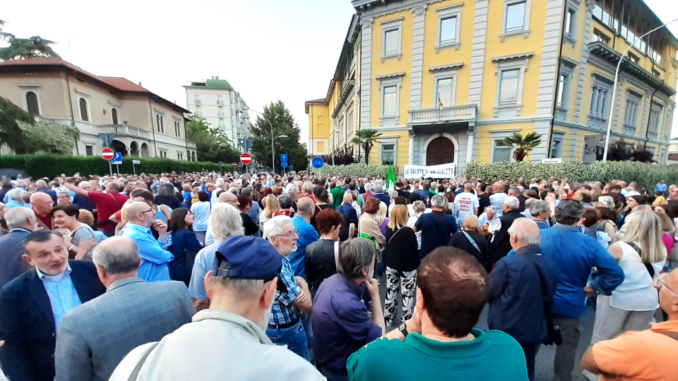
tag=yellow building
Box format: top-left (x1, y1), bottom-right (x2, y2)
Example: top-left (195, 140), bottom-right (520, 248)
top-left (306, 0), bottom-right (677, 171)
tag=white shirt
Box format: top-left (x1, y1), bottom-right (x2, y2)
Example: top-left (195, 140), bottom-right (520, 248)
top-left (454, 192), bottom-right (479, 222)
top-left (610, 242), bottom-right (665, 311)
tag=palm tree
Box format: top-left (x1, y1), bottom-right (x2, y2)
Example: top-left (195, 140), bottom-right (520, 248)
top-left (503, 132), bottom-right (542, 162)
top-left (351, 128), bottom-right (382, 165)
top-left (0, 36), bottom-right (59, 61)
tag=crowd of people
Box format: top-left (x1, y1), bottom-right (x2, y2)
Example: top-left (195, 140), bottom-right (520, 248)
top-left (0, 171), bottom-right (677, 381)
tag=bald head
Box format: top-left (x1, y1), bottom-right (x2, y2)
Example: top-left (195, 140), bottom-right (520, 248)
top-left (30, 192), bottom-right (53, 216)
top-left (36, 180), bottom-right (47, 188)
top-left (508, 218), bottom-right (541, 250)
top-left (343, 192), bottom-right (353, 204)
top-left (660, 270), bottom-right (678, 320)
top-left (219, 191), bottom-right (238, 204)
top-left (127, 202), bottom-right (154, 227)
top-left (297, 197), bottom-right (315, 217)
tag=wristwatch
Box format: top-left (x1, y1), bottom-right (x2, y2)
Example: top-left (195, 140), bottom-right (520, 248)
top-left (399, 322), bottom-right (409, 338)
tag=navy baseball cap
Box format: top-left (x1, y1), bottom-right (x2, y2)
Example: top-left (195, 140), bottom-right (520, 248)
top-left (213, 236), bottom-right (282, 282)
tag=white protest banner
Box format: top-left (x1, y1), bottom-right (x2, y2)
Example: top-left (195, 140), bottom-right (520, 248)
top-left (403, 163), bottom-right (456, 179)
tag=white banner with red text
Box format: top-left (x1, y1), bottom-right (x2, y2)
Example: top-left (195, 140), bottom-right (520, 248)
top-left (403, 163), bottom-right (456, 179)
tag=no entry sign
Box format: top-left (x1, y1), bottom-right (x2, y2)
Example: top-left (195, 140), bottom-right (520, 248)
top-left (240, 152), bottom-right (252, 165)
top-left (102, 148), bottom-right (115, 161)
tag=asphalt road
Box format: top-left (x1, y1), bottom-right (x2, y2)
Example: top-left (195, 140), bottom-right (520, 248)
top-left (377, 280), bottom-right (597, 381)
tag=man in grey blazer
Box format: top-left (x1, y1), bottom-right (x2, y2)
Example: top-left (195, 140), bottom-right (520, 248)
top-left (0, 207), bottom-right (36, 289)
top-left (54, 237), bottom-right (195, 381)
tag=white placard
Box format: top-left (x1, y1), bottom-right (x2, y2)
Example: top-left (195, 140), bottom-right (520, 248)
top-left (541, 158), bottom-right (563, 164)
top-left (403, 163), bottom-right (456, 179)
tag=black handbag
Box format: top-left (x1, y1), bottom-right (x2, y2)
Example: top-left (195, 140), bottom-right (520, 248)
top-left (523, 254), bottom-right (562, 346)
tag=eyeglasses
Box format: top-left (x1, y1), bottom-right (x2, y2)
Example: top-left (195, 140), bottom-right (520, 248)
top-left (274, 231), bottom-right (297, 239)
top-left (658, 277), bottom-right (677, 295)
top-left (140, 209), bottom-right (154, 215)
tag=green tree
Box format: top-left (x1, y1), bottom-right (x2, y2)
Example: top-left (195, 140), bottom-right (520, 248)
top-left (0, 96), bottom-right (35, 149)
top-left (503, 132), bottom-right (542, 162)
top-left (0, 19), bottom-right (15, 41)
top-left (0, 35), bottom-right (59, 61)
top-left (185, 115), bottom-right (240, 163)
top-left (351, 128), bottom-right (382, 165)
top-left (249, 101), bottom-right (308, 171)
top-left (16, 120), bottom-right (79, 154)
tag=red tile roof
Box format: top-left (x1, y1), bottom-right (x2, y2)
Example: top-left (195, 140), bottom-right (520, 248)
top-left (0, 57), bottom-right (188, 113)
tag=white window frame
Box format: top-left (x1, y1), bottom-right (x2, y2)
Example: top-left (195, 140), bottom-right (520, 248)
top-left (435, 4), bottom-right (463, 52)
top-left (587, 73), bottom-right (613, 129)
top-left (381, 18), bottom-right (403, 62)
top-left (432, 70), bottom-right (458, 108)
top-left (648, 101), bottom-right (664, 141)
top-left (85, 145), bottom-right (94, 157)
top-left (492, 54), bottom-right (532, 117)
top-left (501, 0), bottom-right (531, 42)
top-left (376, 72), bottom-right (405, 126)
top-left (550, 132), bottom-right (565, 158)
top-left (21, 86), bottom-right (42, 116)
top-left (622, 91), bottom-right (641, 135)
top-left (110, 107), bottom-right (119, 125)
top-left (555, 60), bottom-right (576, 120)
top-left (378, 137), bottom-right (399, 166)
top-left (490, 130), bottom-right (520, 162)
top-left (563, 0), bottom-right (579, 46)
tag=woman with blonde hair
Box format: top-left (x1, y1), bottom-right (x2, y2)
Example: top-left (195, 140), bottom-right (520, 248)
top-left (383, 205), bottom-right (419, 326)
top-left (259, 194), bottom-right (280, 233)
top-left (375, 201), bottom-right (389, 237)
top-left (588, 208), bottom-right (666, 356)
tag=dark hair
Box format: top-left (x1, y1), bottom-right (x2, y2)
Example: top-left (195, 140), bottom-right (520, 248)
top-left (278, 194), bottom-right (292, 209)
top-left (363, 197), bottom-right (381, 214)
top-left (581, 193), bottom-right (592, 204)
top-left (581, 208), bottom-right (599, 227)
top-left (525, 190), bottom-right (538, 199)
top-left (237, 195), bottom-right (252, 211)
top-left (417, 247), bottom-right (487, 337)
top-left (339, 238), bottom-right (376, 281)
top-left (611, 185), bottom-right (622, 191)
top-left (408, 192), bottom-right (422, 204)
top-left (598, 207), bottom-right (618, 222)
top-left (315, 209), bottom-right (344, 235)
top-left (394, 196), bottom-right (407, 205)
top-left (478, 183), bottom-right (487, 192)
top-left (51, 204), bottom-right (80, 218)
top-left (555, 200), bottom-right (584, 225)
top-left (313, 186), bottom-right (330, 203)
top-left (348, 183), bottom-right (356, 191)
top-left (130, 188), bottom-right (153, 203)
top-left (198, 191), bottom-right (209, 202)
top-left (23, 230), bottom-right (63, 254)
top-left (168, 208), bottom-right (192, 233)
top-left (539, 190), bottom-right (549, 200)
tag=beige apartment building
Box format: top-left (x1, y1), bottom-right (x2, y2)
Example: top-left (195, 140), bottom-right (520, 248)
top-left (0, 58), bottom-right (197, 160)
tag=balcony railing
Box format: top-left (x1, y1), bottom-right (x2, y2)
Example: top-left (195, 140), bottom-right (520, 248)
top-left (99, 125), bottom-right (151, 139)
top-left (408, 105), bottom-right (477, 125)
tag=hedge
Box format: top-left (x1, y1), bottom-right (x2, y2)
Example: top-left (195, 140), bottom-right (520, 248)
top-left (311, 163), bottom-right (399, 179)
top-left (0, 155), bottom-right (233, 179)
top-left (465, 161), bottom-right (678, 190)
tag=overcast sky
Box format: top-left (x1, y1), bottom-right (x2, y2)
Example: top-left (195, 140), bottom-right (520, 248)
top-left (2, 0), bottom-right (677, 145)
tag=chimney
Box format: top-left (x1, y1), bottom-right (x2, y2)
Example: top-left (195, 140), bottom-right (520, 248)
top-left (138, 82), bottom-right (142, 86)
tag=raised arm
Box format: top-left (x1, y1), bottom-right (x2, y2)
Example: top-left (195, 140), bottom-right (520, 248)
top-left (63, 182), bottom-right (89, 197)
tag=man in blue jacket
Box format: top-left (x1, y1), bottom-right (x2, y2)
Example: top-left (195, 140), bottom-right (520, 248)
top-left (539, 200), bottom-right (624, 381)
top-left (489, 218), bottom-right (557, 381)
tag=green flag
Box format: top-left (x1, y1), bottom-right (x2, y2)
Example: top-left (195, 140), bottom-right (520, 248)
top-left (387, 165), bottom-right (396, 192)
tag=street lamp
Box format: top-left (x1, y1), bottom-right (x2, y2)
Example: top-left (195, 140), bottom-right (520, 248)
top-left (241, 106), bottom-right (288, 173)
top-left (602, 17), bottom-right (678, 162)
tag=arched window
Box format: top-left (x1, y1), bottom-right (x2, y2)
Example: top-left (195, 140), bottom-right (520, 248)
top-left (26, 91), bottom-right (40, 116)
top-left (111, 108), bottom-right (118, 125)
top-left (79, 98), bottom-right (89, 122)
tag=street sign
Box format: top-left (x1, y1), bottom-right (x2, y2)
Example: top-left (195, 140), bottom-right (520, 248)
top-left (111, 152), bottom-right (123, 165)
top-left (240, 152), bottom-right (252, 165)
top-left (280, 154), bottom-right (288, 162)
top-left (280, 161), bottom-right (288, 169)
top-left (312, 157), bottom-right (324, 169)
top-left (132, 160), bottom-right (141, 165)
top-left (541, 158), bottom-right (563, 164)
top-left (231, 162), bottom-right (238, 167)
top-left (102, 148), bottom-right (114, 161)
top-left (218, 161), bottom-right (224, 167)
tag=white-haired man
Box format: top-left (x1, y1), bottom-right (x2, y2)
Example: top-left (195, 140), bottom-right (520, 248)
top-left (488, 218), bottom-right (558, 381)
top-left (2, 179), bottom-right (26, 204)
top-left (264, 216), bottom-right (313, 360)
top-left (488, 196), bottom-right (525, 264)
top-left (0, 207), bottom-right (36, 289)
top-left (189, 203), bottom-right (245, 311)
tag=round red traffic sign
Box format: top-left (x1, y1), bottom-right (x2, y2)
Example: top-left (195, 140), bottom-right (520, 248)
top-left (102, 148), bottom-right (114, 161)
top-left (240, 152), bottom-right (252, 165)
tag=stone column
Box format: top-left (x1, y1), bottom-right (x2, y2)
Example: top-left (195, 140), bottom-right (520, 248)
top-left (408, 130), bottom-right (415, 164)
top-left (466, 129), bottom-right (474, 164)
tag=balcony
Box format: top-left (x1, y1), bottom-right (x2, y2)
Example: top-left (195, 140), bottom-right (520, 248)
top-left (194, 99), bottom-right (201, 105)
top-left (99, 125), bottom-right (151, 139)
top-left (218, 111), bottom-right (225, 118)
top-left (408, 105), bottom-right (477, 125)
top-left (217, 98), bottom-right (224, 106)
top-left (186, 141), bottom-right (197, 149)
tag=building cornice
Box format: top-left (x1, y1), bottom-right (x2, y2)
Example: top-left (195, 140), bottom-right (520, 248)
top-left (428, 62), bottom-right (464, 73)
top-left (375, 72), bottom-right (406, 80)
top-left (491, 52), bottom-right (535, 63)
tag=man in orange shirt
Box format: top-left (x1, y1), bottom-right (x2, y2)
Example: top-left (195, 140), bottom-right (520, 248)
top-left (581, 270), bottom-right (678, 380)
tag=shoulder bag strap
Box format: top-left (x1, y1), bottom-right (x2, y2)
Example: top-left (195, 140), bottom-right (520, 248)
top-left (629, 243), bottom-right (655, 279)
top-left (522, 254), bottom-right (558, 345)
top-left (127, 342), bottom-right (159, 381)
top-left (462, 231), bottom-right (481, 253)
top-left (387, 227), bottom-right (403, 246)
top-left (109, 193), bottom-right (121, 209)
top-left (657, 331), bottom-right (678, 342)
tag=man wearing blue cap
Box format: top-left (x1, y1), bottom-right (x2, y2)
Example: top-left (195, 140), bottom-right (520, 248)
top-left (264, 215), bottom-right (313, 361)
top-left (109, 236), bottom-right (324, 381)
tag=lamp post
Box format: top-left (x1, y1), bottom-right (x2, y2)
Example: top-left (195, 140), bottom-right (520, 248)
top-left (242, 106), bottom-right (287, 173)
top-left (602, 17), bottom-right (678, 162)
